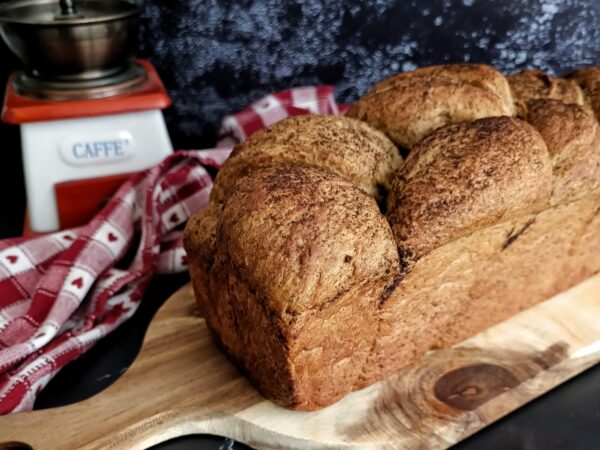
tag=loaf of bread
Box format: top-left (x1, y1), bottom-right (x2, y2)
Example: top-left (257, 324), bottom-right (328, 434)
top-left (184, 64), bottom-right (600, 410)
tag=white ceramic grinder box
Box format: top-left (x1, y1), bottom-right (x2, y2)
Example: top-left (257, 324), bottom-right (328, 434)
top-left (20, 108), bottom-right (172, 232)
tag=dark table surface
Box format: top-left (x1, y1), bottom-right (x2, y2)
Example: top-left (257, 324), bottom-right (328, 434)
top-left (1, 1), bottom-right (600, 448)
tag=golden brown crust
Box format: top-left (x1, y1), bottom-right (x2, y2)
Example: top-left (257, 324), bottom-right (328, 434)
top-left (523, 99), bottom-right (595, 158)
top-left (387, 116), bottom-right (552, 261)
top-left (346, 64), bottom-right (514, 148)
top-left (568, 66), bottom-right (600, 120)
top-left (373, 64), bottom-right (514, 111)
top-left (210, 114), bottom-right (402, 206)
top-left (217, 165), bottom-right (399, 315)
top-left (508, 70), bottom-right (584, 117)
top-left (208, 166), bottom-right (400, 409)
top-left (186, 114), bottom-right (401, 322)
top-left (183, 63), bottom-right (600, 412)
top-left (183, 202), bottom-right (222, 316)
top-left (523, 99), bottom-right (600, 201)
top-left (363, 191), bottom-right (600, 385)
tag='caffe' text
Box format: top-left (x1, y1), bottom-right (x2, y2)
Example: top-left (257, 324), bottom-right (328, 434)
top-left (72, 139), bottom-right (129, 160)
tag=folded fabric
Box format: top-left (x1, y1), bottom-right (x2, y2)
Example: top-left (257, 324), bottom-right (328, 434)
top-left (0, 85), bottom-right (341, 414)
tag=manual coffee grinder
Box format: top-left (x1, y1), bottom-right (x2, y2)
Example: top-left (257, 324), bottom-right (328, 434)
top-left (0, 0), bottom-right (173, 233)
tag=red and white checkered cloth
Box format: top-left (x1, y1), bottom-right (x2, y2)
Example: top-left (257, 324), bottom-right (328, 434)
top-left (0, 86), bottom-right (343, 414)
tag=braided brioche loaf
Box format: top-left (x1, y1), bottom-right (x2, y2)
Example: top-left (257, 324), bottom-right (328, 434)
top-left (184, 64), bottom-right (600, 410)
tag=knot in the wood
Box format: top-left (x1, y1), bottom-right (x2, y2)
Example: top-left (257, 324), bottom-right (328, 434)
top-left (433, 363), bottom-right (519, 411)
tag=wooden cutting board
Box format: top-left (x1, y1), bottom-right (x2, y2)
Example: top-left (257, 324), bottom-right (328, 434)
top-left (2, 274), bottom-right (600, 450)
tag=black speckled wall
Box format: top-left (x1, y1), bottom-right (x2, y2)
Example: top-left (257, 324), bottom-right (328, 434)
top-left (136, 0), bottom-right (600, 148)
top-left (0, 0), bottom-right (599, 153)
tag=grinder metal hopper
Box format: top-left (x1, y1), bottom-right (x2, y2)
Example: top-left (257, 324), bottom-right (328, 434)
top-left (0, 0), bottom-right (173, 233)
top-left (0, 0), bottom-right (146, 101)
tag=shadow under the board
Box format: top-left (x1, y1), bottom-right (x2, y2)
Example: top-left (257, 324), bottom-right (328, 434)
top-left (149, 435), bottom-right (251, 450)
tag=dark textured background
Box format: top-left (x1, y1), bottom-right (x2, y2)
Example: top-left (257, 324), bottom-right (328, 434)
top-left (136, 0), bottom-right (600, 148)
top-left (1, 0), bottom-right (600, 449)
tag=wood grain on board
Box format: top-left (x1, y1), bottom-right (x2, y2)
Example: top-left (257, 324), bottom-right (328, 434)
top-left (1, 273), bottom-right (600, 450)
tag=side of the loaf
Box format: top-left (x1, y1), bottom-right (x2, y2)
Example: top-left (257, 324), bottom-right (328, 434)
top-left (204, 166), bottom-right (401, 410)
top-left (184, 63), bottom-right (600, 411)
top-left (362, 191), bottom-right (600, 384)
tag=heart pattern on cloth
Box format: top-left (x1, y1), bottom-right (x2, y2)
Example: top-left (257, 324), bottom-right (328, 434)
top-left (71, 277), bottom-right (84, 289)
top-left (169, 212), bottom-right (180, 224)
top-left (107, 233), bottom-right (118, 243)
top-left (6, 255), bottom-right (18, 265)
